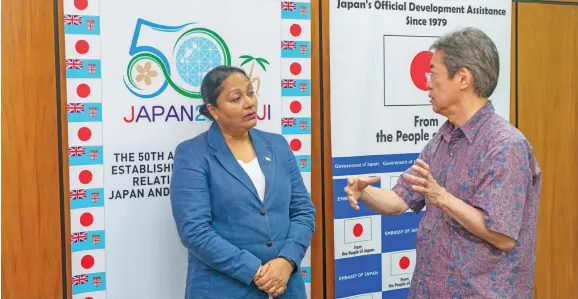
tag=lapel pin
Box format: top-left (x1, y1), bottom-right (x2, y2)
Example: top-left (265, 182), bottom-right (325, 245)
top-left (265, 157), bottom-right (271, 162)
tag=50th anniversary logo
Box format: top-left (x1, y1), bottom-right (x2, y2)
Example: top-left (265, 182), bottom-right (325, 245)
top-left (122, 18), bottom-right (272, 123)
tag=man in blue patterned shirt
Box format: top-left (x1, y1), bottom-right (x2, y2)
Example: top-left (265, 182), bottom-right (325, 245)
top-left (345, 27), bottom-right (542, 298)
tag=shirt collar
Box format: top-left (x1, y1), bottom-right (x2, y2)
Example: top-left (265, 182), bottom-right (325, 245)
top-left (440, 101), bottom-right (495, 143)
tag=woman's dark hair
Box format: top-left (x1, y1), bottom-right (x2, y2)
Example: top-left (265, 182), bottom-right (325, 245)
top-left (199, 65), bottom-right (248, 120)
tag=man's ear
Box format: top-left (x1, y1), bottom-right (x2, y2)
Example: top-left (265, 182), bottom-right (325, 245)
top-left (456, 67), bottom-right (473, 91)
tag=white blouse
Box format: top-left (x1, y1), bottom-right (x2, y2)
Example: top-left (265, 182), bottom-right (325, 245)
top-left (238, 158), bottom-right (266, 203)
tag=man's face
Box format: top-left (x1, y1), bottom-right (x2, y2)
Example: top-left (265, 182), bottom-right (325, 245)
top-left (426, 50), bottom-right (462, 115)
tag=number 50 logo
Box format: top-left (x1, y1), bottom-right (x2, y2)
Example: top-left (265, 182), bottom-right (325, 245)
top-left (123, 18), bottom-right (269, 99)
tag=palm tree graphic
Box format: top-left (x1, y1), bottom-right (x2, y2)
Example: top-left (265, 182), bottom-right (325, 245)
top-left (239, 55), bottom-right (270, 96)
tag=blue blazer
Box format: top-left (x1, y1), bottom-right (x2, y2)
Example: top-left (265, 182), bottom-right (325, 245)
top-left (170, 122), bottom-right (315, 299)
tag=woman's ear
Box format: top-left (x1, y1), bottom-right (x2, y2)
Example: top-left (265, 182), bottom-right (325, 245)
top-left (207, 104), bottom-right (218, 121)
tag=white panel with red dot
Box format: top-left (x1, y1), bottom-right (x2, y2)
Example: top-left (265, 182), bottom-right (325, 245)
top-left (68, 122), bottom-right (103, 145)
top-left (344, 217), bottom-right (372, 243)
top-left (71, 207), bottom-right (105, 233)
top-left (381, 249), bottom-right (416, 292)
top-left (301, 246), bottom-right (311, 266)
top-left (72, 249), bottom-right (106, 275)
top-left (383, 35), bottom-right (438, 107)
top-left (341, 294), bottom-right (380, 299)
top-left (64, 0), bottom-right (100, 15)
top-left (284, 134), bottom-right (311, 156)
top-left (69, 165), bottom-right (104, 190)
top-left (281, 19), bottom-right (310, 41)
top-left (300, 172), bottom-right (311, 193)
top-left (66, 78), bottom-right (102, 103)
top-left (334, 215), bottom-right (382, 260)
top-left (65, 35), bottom-right (101, 59)
top-left (72, 290), bottom-right (105, 299)
top-left (281, 97), bottom-right (311, 117)
top-left (282, 58), bottom-right (311, 80)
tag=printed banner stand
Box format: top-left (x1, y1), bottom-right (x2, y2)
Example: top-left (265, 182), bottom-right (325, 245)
top-left (329, 1), bottom-right (511, 298)
top-left (62, 0), bottom-right (313, 298)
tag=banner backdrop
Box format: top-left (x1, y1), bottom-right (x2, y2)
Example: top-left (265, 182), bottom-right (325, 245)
top-left (329, 1), bottom-right (511, 298)
top-left (63, 0), bottom-right (312, 298)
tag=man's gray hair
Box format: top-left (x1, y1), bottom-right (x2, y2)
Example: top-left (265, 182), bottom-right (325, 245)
top-left (430, 27), bottom-right (500, 98)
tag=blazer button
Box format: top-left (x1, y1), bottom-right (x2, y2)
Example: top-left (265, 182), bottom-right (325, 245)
top-left (260, 209), bottom-right (266, 215)
top-left (266, 241), bottom-right (273, 247)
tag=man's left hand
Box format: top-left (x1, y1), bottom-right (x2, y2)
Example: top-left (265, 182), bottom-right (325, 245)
top-left (254, 258), bottom-right (293, 296)
top-left (402, 159), bottom-right (449, 207)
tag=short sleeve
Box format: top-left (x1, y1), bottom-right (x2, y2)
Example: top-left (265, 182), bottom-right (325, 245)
top-left (470, 140), bottom-right (533, 241)
top-left (392, 136), bottom-right (440, 213)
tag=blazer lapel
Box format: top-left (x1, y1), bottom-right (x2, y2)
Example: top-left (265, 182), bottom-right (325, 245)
top-left (250, 129), bottom-right (275, 204)
top-left (208, 123), bottom-right (261, 203)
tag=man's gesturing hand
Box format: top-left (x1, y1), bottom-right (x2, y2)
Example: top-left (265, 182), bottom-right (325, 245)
top-left (402, 159), bottom-right (448, 207)
top-left (344, 176), bottom-right (381, 210)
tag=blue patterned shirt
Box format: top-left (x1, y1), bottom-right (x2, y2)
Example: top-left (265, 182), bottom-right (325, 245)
top-left (392, 101), bottom-right (542, 298)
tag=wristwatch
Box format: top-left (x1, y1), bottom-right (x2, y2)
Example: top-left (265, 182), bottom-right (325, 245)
top-left (279, 256), bottom-right (297, 273)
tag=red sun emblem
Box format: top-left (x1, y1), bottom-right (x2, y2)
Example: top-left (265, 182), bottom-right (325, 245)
top-left (410, 51), bottom-right (433, 91)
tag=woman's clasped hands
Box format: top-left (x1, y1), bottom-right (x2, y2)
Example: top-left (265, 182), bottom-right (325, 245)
top-left (254, 258), bottom-right (294, 297)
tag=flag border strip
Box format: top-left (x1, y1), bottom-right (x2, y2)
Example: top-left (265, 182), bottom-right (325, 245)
top-left (281, 0), bottom-right (313, 293)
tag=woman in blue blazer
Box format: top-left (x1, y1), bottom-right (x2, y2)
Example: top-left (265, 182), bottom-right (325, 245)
top-left (169, 65), bottom-right (315, 299)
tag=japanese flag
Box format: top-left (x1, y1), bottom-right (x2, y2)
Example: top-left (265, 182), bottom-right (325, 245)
top-left (282, 97), bottom-right (311, 118)
top-left (300, 172), bottom-right (311, 193)
top-left (72, 290), bottom-right (106, 299)
top-left (66, 79), bottom-right (102, 103)
top-left (390, 250), bottom-right (416, 276)
top-left (65, 35), bottom-right (101, 59)
top-left (301, 246), bottom-right (311, 266)
top-left (72, 249), bottom-right (106, 275)
top-left (383, 35), bottom-right (438, 106)
top-left (344, 217), bottom-right (372, 243)
top-left (71, 207), bottom-right (105, 233)
top-left (284, 135), bottom-right (311, 156)
top-left (281, 19), bottom-right (310, 41)
top-left (68, 122), bottom-right (102, 146)
top-left (282, 58), bottom-right (311, 80)
top-left (69, 165), bottom-right (104, 190)
top-left (63, 0), bottom-right (100, 15)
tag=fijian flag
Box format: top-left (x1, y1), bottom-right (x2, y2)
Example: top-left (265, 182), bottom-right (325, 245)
top-left (282, 40), bottom-right (296, 50)
top-left (71, 232), bottom-right (87, 243)
top-left (282, 117), bottom-right (296, 127)
top-left (66, 59), bottom-right (83, 69)
top-left (281, 1), bottom-right (296, 11)
top-left (67, 103), bottom-right (85, 113)
top-left (69, 146), bottom-right (86, 157)
top-left (281, 79), bottom-right (296, 88)
top-left (72, 274), bottom-right (88, 286)
top-left (64, 14), bottom-right (82, 25)
top-left (70, 189), bottom-right (86, 200)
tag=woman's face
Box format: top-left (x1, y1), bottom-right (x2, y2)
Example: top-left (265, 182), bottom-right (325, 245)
top-left (208, 72), bottom-right (258, 135)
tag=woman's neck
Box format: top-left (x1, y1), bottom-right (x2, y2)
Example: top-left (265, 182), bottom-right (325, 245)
top-left (221, 129), bottom-right (255, 162)
top-left (222, 130), bottom-right (250, 145)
